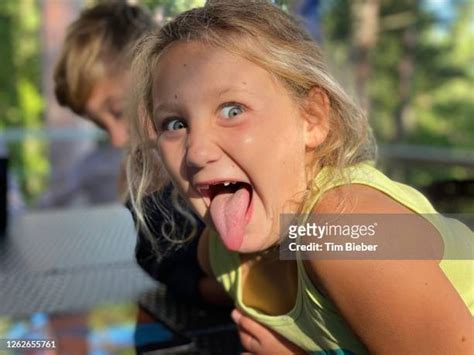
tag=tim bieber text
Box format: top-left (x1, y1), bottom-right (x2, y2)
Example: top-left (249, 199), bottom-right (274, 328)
top-left (288, 242), bottom-right (379, 252)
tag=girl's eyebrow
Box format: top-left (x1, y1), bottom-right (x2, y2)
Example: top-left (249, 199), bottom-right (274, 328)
top-left (153, 102), bottom-right (182, 116)
top-left (216, 86), bottom-right (253, 97)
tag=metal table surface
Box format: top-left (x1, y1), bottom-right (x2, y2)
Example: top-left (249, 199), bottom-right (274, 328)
top-left (0, 205), bottom-right (242, 354)
top-left (0, 204), bottom-right (156, 316)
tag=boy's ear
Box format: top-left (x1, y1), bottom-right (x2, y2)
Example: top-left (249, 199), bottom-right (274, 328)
top-left (302, 87), bottom-right (330, 149)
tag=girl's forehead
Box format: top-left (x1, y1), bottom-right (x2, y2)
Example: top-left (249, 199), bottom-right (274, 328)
top-left (155, 40), bottom-right (233, 69)
top-left (152, 41), bottom-right (276, 92)
top-left (152, 41), bottom-right (208, 84)
top-left (149, 40), bottom-right (301, 117)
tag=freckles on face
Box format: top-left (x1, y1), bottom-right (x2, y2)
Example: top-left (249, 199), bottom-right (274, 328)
top-left (152, 41), bottom-right (309, 253)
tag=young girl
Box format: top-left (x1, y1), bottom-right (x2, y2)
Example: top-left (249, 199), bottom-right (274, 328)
top-left (127, 1), bottom-right (473, 353)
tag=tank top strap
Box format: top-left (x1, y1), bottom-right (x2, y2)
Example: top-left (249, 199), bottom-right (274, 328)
top-left (303, 161), bottom-right (436, 215)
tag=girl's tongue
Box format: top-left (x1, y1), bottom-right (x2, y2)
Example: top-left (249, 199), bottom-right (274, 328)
top-left (209, 186), bottom-right (250, 250)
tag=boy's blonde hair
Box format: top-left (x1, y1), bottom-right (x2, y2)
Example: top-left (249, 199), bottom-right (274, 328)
top-left (54, 1), bottom-right (154, 115)
top-left (127, 0), bottom-right (376, 245)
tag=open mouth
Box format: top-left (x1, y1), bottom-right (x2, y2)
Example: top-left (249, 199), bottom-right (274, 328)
top-left (196, 181), bottom-right (253, 222)
top-left (195, 180), bottom-right (254, 250)
top-left (197, 181), bottom-right (250, 204)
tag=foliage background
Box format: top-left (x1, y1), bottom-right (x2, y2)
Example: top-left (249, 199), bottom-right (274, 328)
top-left (0, 0), bottom-right (472, 210)
top-left (0, 0), bottom-right (46, 202)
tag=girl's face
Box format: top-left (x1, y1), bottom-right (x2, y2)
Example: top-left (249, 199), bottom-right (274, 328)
top-left (153, 41), bottom-right (314, 253)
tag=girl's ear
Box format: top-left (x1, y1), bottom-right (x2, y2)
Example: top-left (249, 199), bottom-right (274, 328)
top-left (302, 87), bottom-right (330, 149)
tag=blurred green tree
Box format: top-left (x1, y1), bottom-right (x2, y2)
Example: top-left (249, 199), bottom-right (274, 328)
top-left (323, 0), bottom-right (473, 210)
top-left (410, 1), bottom-right (474, 149)
top-left (323, 0), bottom-right (473, 149)
top-left (0, 0), bottom-right (48, 202)
top-left (141, 0), bottom-right (290, 18)
top-left (141, 0), bottom-right (206, 17)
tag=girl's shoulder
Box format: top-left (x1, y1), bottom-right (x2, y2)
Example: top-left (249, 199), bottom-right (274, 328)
top-left (309, 182), bottom-right (442, 258)
top-left (312, 182), bottom-right (414, 215)
top-left (303, 178), bottom-right (472, 353)
top-left (302, 184), bottom-right (473, 353)
top-left (310, 162), bottom-right (437, 215)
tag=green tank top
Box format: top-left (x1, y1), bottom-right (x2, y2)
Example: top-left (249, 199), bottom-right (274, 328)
top-left (209, 162), bottom-right (473, 353)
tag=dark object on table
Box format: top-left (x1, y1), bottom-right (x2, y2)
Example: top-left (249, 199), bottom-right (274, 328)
top-left (129, 185), bottom-right (207, 303)
top-left (139, 288), bottom-right (242, 355)
top-left (0, 157), bottom-right (8, 236)
top-left (134, 305), bottom-right (194, 354)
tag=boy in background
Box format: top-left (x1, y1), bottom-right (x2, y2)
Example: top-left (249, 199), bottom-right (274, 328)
top-left (53, 1), bottom-right (226, 304)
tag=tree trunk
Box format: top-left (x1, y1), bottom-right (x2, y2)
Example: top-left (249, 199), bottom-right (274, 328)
top-left (393, 26), bottom-right (417, 142)
top-left (350, 0), bottom-right (380, 114)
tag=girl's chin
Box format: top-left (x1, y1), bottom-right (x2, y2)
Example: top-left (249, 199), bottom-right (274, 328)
top-left (232, 230), bottom-right (279, 254)
top-left (206, 224), bottom-right (273, 253)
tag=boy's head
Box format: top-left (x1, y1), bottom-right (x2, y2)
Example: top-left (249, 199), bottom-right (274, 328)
top-left (54, 1), bottom-right (155, 147)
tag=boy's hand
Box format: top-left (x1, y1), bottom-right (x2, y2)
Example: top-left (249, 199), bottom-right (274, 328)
top-left (231, 309), bottom-right (306, 354)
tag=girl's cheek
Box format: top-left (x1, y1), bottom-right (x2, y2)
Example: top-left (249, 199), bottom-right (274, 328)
top-left (229, 122), bottom-right (259, 149)
top-left (158, 143), bottom-right (180, 175)
top-left (240, 131), bottom-right (275, 162)
top-left (240, 135), bottom-right (254, 148)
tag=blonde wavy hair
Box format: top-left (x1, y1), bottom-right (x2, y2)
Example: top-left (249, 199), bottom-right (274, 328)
top-left (54, 1), bottom-right (154, 115)
top-left (127, 0), bottom-right (376, 248)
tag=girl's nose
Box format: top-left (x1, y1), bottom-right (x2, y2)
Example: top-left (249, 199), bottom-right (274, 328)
top-left (185, 131), bottom-right (221, 168)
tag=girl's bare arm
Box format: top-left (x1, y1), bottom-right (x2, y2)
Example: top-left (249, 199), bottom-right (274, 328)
top-left (305, 184), bottom-right (473, 354)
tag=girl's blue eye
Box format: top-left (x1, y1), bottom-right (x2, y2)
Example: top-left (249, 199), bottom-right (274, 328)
top-left (220, 104), bottom-right (244, 119)
top-left (164, 119), bottom-right (185, 131)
